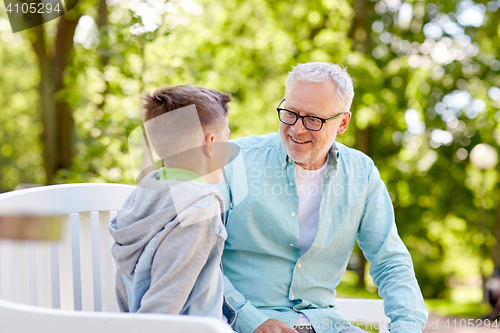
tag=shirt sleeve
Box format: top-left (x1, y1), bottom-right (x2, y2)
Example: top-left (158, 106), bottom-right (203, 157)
top-left (356, 162), bottom-right (428, 333)
top-left (137, 200), bottom-right (219, 315)
top-left (223, 274), bottom-right (270, 333)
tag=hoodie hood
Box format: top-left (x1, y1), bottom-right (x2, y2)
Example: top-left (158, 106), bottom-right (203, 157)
top-left (109, 170), bottom-right (221, 276)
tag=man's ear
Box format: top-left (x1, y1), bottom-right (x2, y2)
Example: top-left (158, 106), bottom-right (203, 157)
top-left (337, 112), bottom-right (351, 135)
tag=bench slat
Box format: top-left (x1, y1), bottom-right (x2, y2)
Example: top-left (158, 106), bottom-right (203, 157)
top-left (26, 241), bottom-right (38, 306)
top-left (36, 242), bottom-right (52, 308)
top-left (99, 211), bottom-right (118, 312)
top-left (0, 239), bottom-right (3, 299)
top-left (0, 240), bottom-right (13, 301)
top-left (59, 215), bottom-right (74, 310)
top-left (79, 212), bottom-right (95, 312)
top-left (12, 241), bottom-right (29, 305)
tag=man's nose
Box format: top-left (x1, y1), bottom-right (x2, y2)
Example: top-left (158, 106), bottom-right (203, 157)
top-left (291, 118), bottom-right (308, 135)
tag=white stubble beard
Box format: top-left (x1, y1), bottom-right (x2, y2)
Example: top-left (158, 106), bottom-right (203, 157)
top-left (280, 129), bottom-right (335, 168)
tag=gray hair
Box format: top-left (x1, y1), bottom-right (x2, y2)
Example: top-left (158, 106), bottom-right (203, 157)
top-left (285, 62), bottom-right (355, 113)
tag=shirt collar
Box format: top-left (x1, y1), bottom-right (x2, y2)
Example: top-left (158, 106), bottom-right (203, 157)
top-left (274, 131), bottom-right (340, 170)
top-left (158, 167), bottom-right (206, 183)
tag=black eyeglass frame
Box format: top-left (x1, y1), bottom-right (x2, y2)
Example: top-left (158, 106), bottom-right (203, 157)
top-left (276, 98), bottom-right (346, 131)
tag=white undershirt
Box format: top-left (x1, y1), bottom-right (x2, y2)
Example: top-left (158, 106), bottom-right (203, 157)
top-left (294, 156), bottom-right (328, 327)
top-left (295, 156), bottom-right (328, 256)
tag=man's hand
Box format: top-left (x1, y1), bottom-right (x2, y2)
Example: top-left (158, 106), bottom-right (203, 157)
top-left (254, 319), bottom-right (297, 333)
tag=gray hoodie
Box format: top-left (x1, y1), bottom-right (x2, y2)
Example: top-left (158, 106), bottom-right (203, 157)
top-left (109, 170), bottom-right (227, 318)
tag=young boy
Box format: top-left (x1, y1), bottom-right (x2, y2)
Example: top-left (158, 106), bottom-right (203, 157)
top-left (109, 85), bottom-right (234, 322)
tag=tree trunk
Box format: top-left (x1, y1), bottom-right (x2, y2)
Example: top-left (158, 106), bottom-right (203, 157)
top-left (494, 205), bottom-right (500, 272)
top-left (355, 244), bottom-right (368, 287)
top-left (97, 0), bottom-right (109, 66)
top-left (348, 0), bottom-right (373, 52)
top-left (32, 25), bottom-right (58, 183)
top-left (53, 15), bottom-right (80, 172)
top-left (356, 128), bottom-right (373, 287)
top-left (489, 204), bottom-right (500, 302)
top-left (29, 13), bottom-right (80, 184)
top-left (349, 0), bottom-right (375, 289)
top-left (97, 0), bottom-right (109, 113)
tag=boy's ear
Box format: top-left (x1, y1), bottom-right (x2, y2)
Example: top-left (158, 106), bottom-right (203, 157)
top-left (204, 133), bottom-right (216, 156)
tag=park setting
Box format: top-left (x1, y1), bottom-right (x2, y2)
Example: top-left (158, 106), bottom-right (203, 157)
top-left (1, 0), bottom-right (500, 332)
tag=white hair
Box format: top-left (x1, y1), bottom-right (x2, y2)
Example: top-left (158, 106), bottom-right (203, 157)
top-left (285, 62), bottom-right (355, 113)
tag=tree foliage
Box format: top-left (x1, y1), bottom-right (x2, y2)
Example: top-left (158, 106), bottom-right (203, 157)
top-left (1, 0), bottom-right (500, 300)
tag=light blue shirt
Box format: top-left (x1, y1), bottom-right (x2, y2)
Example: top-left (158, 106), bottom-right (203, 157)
top-left (216, 132), bottom-right (427, 333)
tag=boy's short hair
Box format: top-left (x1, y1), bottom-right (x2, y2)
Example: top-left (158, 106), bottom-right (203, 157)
top-left (141, 85), bottom-right (231, 165)
top-left (142, 85), bottom-right (231, 127)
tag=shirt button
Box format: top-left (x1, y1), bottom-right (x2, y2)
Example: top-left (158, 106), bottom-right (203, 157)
top-left (297, 263), bottom-right (302, 268)
top-left (282, 163), bottom-right (285, 166)
top-left (291, 212), bottom-right (296, 217)
top-left (289, 182), bottom-right (293, 186)
top-left (290, 294), bottom-right (295, 299)
top-left (289, 243), bottom-right (294, 247)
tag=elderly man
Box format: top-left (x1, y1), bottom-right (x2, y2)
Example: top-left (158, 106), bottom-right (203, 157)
top-left (218, 62), bottom-right (428, 333)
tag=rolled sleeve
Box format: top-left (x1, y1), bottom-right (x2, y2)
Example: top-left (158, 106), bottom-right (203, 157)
top-left (224, 275), bottom-right (270, 333)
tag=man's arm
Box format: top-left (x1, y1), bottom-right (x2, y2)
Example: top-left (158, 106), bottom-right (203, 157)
top-left (225, 276), bottom-right (296, 333)
top-left (218, 152), bottom-right (295, 333)
top-left (219, 175), bottom-right (293, 333)
top-left (356, 162), bottom-right (428, 332)
top-left (224, 275), bottom-right (275, 333)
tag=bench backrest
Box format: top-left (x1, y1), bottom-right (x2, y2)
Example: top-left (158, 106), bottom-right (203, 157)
top-left (0, 183), bottom-right (135, 311)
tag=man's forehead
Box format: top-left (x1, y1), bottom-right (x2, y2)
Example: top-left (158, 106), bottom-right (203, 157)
top-left (286, 80), bottom-right (338, 113)
top-left (285, 99), bottom-right (337, 117)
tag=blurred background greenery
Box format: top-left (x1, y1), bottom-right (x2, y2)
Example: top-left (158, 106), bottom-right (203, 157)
top-left (1, 0), bottom-right (500, 319)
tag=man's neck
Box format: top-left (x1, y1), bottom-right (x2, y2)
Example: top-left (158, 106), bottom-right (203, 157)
top-left (295, 154), bottom-right (329, 170)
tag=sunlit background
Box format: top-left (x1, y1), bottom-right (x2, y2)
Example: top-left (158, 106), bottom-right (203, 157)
top-left (1, 0), bottom-right (500, 320)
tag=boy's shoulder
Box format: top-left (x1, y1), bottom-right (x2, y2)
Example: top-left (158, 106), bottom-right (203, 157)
top-left (177, 194), bottom-right (223, 229)
top-left (118, 171), bottom-right (219, 220)
top-left (133, 170), bottom-right (224, 223)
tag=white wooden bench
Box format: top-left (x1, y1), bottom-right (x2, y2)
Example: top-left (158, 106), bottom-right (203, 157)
top-left (336, 298), bottom-right (389, 333)
top-left (0, 183), bottom-right (389, 332)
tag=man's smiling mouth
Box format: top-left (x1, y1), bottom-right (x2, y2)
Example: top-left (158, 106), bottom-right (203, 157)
top-left (290, 136), bottom-right (310, 144)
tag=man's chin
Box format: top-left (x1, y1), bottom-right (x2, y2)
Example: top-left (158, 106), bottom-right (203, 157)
top-left (285, 150), bottom-right (312, 165)
top-left (281, 134), bottom-right (313, 164)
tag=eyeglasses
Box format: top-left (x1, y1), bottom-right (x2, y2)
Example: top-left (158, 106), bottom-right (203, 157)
top-left (276, 98), bottom-right (345, 131)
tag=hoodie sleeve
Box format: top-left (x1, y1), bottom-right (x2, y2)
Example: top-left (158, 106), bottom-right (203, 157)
top-left (136, 196), bottom-right (220, 314)
top-left (115, 270), bottom-right (130, 312)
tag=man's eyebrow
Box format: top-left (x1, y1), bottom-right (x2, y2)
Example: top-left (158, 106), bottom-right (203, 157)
top-left (286, 104), bottom-right (321, 117)
top-left (304, 111), bottom-right (321, 117)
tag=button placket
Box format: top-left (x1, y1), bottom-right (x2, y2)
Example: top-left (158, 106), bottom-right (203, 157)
top-left (286, 160), bottom-right (299, 254)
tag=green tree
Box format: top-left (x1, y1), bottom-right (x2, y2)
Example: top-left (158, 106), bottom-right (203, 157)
top-left (2, 0), bottom-right (500, 302)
